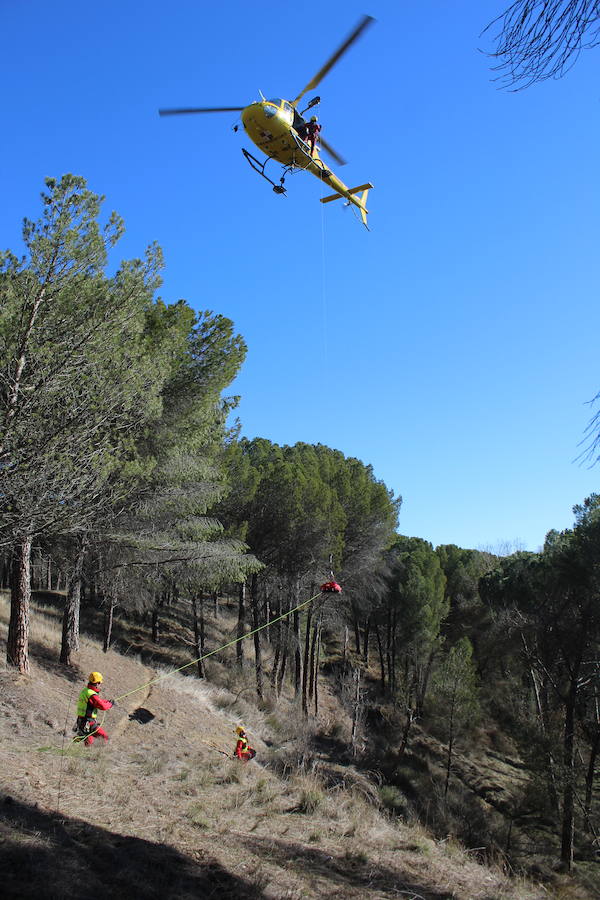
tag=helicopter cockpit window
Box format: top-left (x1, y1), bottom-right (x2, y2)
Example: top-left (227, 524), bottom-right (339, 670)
top-left (281, 101), bottom-right (294, 123)
top-left (264, 100), bottom-right (283, 118)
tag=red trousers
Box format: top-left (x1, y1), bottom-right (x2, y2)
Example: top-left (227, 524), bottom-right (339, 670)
top-left (85, 724), bottom-right (108, 747)
top-left (237, 748), bottom-right (256, 761)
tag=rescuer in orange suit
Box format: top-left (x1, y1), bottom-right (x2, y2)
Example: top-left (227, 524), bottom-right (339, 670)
top-left (234, 726), bottom-right (256, 761)
top-left (306, 116), bottom-right (321, 155)
top-left (75, 672), bottom-right (116, 746)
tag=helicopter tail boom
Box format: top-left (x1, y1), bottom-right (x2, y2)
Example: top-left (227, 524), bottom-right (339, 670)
top-left (320, 182), bottom-right (373, 228)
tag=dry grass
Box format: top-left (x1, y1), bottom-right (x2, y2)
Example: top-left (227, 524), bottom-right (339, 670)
top-left (0, 592), bottom-right (570, 899)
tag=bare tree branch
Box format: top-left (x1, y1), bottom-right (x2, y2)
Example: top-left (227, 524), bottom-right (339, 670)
top-left (483, 1), bottom-right (600, 89)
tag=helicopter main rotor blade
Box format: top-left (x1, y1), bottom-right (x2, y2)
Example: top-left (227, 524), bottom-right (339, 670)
top-left (320, 137), bottom-right (347, 167)
top-left (292, 14), bottom-right (375, 106)
top-left (158, 107), bottom-right (245, 116)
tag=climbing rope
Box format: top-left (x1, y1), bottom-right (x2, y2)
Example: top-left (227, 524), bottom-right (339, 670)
top-left (320, 169), bottom-right (328, 359)
top-left (200, 739), bottom-right (232, 759)
top-left (48, 589), bottom-right (324, 755)
top-left (113, 590), bottom-right (322, 703)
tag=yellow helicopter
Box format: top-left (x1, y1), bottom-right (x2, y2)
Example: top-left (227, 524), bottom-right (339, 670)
top-left (159, 15), bottom-right (375, 228)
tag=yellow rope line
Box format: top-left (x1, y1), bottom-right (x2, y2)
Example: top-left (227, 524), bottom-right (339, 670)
top-left (45, 590), bottom-right (322, 754)
top-left (114, 590), bottom-right (321, 701)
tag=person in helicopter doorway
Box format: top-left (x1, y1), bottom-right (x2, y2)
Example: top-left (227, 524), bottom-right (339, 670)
top-left (234, 726), bottom-right (256, 761)
top-left (296, 119), bottom-right (309, 142)
top-left (306, 116), bottom-right (321, 156)
top-left (75, 672), bottom-right (116, 746)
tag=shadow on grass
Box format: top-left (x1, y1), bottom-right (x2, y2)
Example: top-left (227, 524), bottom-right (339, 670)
top-left (311, 732), bottom-right (350, 760)
top-left (27, 638), bottom-right (84, 685)
top-left (30, 592), bottom-right (190, 670)
top-left (28, 591), bottom-right (227, 683)
top-left (240, 835), bottom-right (453, 899)
top-left (0, 794), bottom-right (266, 900)
top-left (129, 707), bottom-right (155, 724)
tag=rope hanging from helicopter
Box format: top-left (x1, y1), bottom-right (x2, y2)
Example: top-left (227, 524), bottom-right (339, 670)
top-left (317, 171), bottom-right (342, 585)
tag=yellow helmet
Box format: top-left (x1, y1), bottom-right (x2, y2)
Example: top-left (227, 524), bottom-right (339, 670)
top-left (88, 672), bottom-right (103, 684)
top-left (236, 725), bottom-right (245, 736)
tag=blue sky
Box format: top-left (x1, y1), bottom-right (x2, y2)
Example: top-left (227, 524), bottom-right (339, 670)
top-left (1, 1), bottom-right (598, 553)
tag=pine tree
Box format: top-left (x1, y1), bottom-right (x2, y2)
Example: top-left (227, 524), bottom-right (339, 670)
top-left (1, 175), bottom-right (166, 672)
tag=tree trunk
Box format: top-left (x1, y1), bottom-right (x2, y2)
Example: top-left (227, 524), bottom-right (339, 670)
top-left (415, 646), bottom-right (436, 718)
top-left (103, 597), bottom-right (116, 653)
top-left (293, 582), bottom-right (302, 696)
top-left (263, 585), bottom-right (271, 643)
top-left (313, 621), bottom-right (322, 716)
top-left (293, 610), bottom-right (302, 695)
top-left (398, 705), bottom-right (414, 758)
top-left (584, 726), bottom-right (600, 820)
top-left (212, 590), bottom-right (219, 619)
top-left (32, 548), bottom-right (41, 591)
top-left (363, 616), bottom-right (370, 667)
top-left (386, 603), bottom-right (397, 696)
top-left (277, 610), bottom-right (289, 698)
top-left (351, 668), bottom-right (362, 757)
top-left (151, 605), bottom-right (160, 643)
top-left (374, 621), bottom-right (386, 692)
top-left (151, 592), bottom-right (165, 644)
top-left (275, 595), bottom-right (291, 697)
top-left (60, 537), bottom-right (87, 666)
top-left (277, 648), bottom-right (288, 696)
top-left (385, 603), bottom-right (394, 695)
top-left (237, 581), bottom-right (246, 668)
top-left (7, 535), bottom-right (32, 674)
top-left (250, 573), bottom-right (263, 701)
top-left (192, 594), bottom-right (205, 678)
top-left (308, 613), bottom-right (321, 703)
top-left (540, 674), bottom-right (561, 815)
top-left (0, 552), bottom-right (11, 588)
top-left (524, 635), bottom-right (560, 813)
top-left (560, 679), bottom-right (578, 871)
top-left (444, 689), bottom-right (457, 800)
top-left (351, 602), bottom-right (361, 655)
top-left (270, 598), bottom-right (281, 690)
top-left (342, 624), bottom-right (349, 672)
top-left (301, 600), bottom-right (313, 715)
top-left (271, 644), bottom-right (281, 690)
top-left (36, 549), bottom-right (45, 591)
top-left (0, 285), bottom-right (47, 459)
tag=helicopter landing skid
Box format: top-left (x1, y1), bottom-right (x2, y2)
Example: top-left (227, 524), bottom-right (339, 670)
top-left (242, 148), bottom-right (287, 195)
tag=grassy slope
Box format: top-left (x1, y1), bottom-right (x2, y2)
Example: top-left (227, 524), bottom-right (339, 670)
top-left (0, 592), bottom-right (578, 900)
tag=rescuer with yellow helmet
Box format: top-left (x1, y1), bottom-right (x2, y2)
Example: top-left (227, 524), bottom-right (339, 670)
top-left (234, 725), bottom-right (256, 761)
top-left (75, 672), bottom-right (116, 746)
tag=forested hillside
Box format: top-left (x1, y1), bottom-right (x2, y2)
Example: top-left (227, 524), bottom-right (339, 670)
top-left (1, 177), bottom-right (599, 898)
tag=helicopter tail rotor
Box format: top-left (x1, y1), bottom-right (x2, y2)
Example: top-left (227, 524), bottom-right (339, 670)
top-left (321, 182), bottom-right (373, 229)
